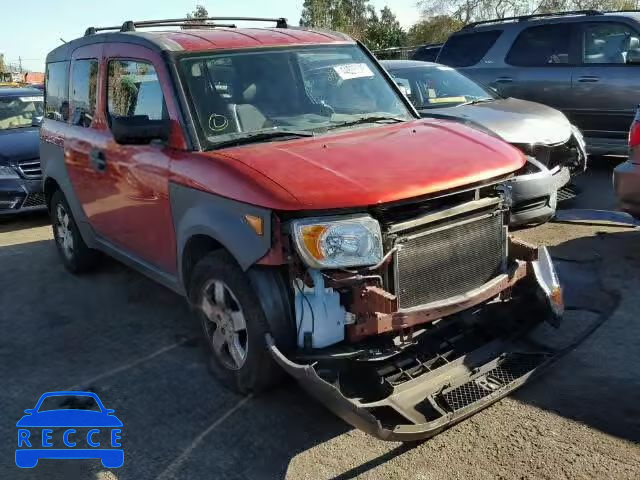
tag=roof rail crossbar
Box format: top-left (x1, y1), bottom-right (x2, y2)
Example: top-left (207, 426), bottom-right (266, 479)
top-left (85, 16), bottom-right (287, 36)
top-left (463, 9), bottom-right (602, 29)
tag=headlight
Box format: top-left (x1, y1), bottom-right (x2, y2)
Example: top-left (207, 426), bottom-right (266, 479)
top-left (292, 215), bottom-right (383, 269)
top-left (571, 124), bottom-right (586, 149)
top-left (0, 165), bottom-right (19, 179)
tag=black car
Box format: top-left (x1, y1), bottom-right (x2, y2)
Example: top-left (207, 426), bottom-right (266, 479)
top-left (410, 43), bottom-right (443, 62)
top-left (0, 88), bottom-right (45, 216)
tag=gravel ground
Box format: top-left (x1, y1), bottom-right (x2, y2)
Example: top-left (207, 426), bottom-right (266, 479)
top-left (0, 164), bottom-right (638, 479)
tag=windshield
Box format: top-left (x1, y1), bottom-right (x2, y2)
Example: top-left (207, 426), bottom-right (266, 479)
top-left (387, 65), bottom-right (495, 109)
top-left (0, 95), bottom-right (44, 130)
top-left (179, 45), bottom-right (413, 149)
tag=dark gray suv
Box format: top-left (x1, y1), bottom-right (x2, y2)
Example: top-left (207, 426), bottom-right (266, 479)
top-left (438, 10), bottom-right (640, 155)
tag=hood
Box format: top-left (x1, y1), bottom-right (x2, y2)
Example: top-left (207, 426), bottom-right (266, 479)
top-left (419, 98), bottom-right (572, 146)
top-left (206, 119), bottom-right (524, 210)
top-left (0, 127), bottom-right (40, 165)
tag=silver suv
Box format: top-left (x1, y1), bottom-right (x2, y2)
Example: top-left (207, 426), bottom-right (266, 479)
top-left (437, 10), bottom-right (640, 155)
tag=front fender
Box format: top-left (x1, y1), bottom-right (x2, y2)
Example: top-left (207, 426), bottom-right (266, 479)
top-left (169, 182), bottom-right (273, 280)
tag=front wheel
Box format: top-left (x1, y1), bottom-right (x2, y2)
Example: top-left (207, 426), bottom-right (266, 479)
top-left (50, 190), bottom-right (99, 273)
top-left (189, 251), bottom-right (291, 394)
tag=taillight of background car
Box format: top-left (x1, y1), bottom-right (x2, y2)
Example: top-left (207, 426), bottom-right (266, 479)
top-left (628, 106), bottom-right (640, 154)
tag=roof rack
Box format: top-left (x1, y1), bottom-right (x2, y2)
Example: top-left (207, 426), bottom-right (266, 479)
top-left (84, 17), bottom-right (288, 36)
top-left (462, 10), bottom-right (602, 29)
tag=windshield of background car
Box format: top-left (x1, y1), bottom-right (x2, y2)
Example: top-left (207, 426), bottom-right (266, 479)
top-left (179, 45), bottom-right (413, 149)
top-left (0, 95), bottom-right (44, 130)
top-left (388, 66), bottom-right (495, 109)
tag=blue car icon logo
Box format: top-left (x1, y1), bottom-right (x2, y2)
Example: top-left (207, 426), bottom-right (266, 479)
top-left (16, 391), bottom-right (123, 468)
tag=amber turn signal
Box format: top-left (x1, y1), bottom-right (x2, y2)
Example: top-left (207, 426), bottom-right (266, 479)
top-left (244, 214), bottom-right (264, 236)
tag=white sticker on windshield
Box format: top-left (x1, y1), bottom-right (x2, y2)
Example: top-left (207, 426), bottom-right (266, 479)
top-left (19, 96), bottom-right (43, 102)
top-left (333, 63), bottom-right (374, 80)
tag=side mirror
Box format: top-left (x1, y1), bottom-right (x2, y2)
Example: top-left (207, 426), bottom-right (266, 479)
top-left (627, 49), bottom-right (640, 64)
top-left (24, 409), bottom-right (34, 414)
top-left (104, 409), bottom-right (115, 414)
top-left (110, 115), bottom-right (171, 145)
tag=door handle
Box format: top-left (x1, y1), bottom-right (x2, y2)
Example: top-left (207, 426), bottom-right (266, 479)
top-left (578, 76), bottom-right (599, 83)
top-left (494, 77), bottom-right (513, 83)
top-left (89, 148), bottom-right (107, 172)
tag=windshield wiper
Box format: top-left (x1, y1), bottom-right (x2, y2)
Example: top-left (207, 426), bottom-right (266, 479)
top-left (209, 129), bottom-right (315, 150)
top-left (328, 115), bottom-right (407, 130)
top-left (459, 98), bottom-right (495, 106)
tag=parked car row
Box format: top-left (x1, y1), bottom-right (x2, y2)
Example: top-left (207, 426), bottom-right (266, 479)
top-left (390, 9), bottom-right (640, 221)
top-left (436, 10), bottom-right (640, 156)
top-left (382, 60), bottom-right (587, 226)
top-left (33, 16), bottom-right (567, 442)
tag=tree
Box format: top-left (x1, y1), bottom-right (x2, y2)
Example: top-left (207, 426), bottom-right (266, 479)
top-left (184, 4), bottom-right (209, 29)
top-left (365, 7), bottom-right (407, 50)
top-left (300, 0), bottom-right (406, 46)
top-left (300, 0), bottom-right (333, 28)
top-left (0, 54), bottom-right (5, 73)
top-left (407, 15), bottom-right (463, 45)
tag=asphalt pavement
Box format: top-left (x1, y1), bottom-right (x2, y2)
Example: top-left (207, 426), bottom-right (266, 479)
top-left (0, 160), bottom-right (638, 479)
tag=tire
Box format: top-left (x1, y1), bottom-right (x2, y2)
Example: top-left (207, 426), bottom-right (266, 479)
top-left (50, 190), bottom-right (99, 273)
top-left (189, 250), bottom-right (292, 394)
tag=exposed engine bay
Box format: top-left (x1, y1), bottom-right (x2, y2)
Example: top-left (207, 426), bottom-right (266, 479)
top-left (271, 180), bottom-right (564, 441)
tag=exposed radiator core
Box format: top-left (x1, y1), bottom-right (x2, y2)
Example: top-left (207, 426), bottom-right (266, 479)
top-left (393, 209), bottom-right (505, 309)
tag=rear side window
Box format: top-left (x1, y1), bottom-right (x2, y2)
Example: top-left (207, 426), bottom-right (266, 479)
top-left (107, 60), bottom-right (167, 121)
top-left (582, 22), bottom-right (640, 64)
top-left (45, 61), bottom-right (70, 122)
top-left (70, 59), bottom-right (98, 128)
top-left (438, 31), bottom-right (502, 67)
top-left (506, 24), bottom-right (571, 66)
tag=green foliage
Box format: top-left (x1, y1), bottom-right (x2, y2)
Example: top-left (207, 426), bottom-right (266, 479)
top-left (184, 4), bottom-right (210, 30)
top-left (300, 0), bottom-right (407, 48)
top-left (365, 6), bottom-right (408, 50)
top-left (187, 5), bottom-right (209, 20)
top-left (407, 15), bottom-right (463, 46)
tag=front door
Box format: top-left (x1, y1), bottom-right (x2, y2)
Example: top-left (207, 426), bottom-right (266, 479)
top-left (569, 21), bottom-right (640, 142)
top-left (69, 43), bottom-right (185, 274)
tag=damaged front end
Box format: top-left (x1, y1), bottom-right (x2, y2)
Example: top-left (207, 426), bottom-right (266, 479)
top-left (271, 186), bottom-right (563, 441)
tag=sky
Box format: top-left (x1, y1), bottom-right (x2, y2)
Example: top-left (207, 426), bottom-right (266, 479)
top-left (0, 0), bottom-right (421, 73)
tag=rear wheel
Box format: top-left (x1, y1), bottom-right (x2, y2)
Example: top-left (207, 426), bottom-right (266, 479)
top-left (189, 251), bottom-right (291, 393)
top-left (50, 190), bottom-right (99, 273)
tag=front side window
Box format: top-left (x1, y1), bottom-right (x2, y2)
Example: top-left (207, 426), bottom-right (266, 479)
top-left (179, 45), bottom-right (413, 149)
top-left (388, 65), bottom-right (495, 109)
top-left (438, 31), bottom-right (502, 67)
top-left (583, 22), bottom-right (640, 64)
top-left (506, 25), bottom-right (571, 66)
top-left (70, 59), bottom-right (98, 127)
top-left (107, 60), bottom-right (167, 121)
top-left (45, 61), bottom-right (70, 121)
top-left (0, 94), bottom-right (44, 130)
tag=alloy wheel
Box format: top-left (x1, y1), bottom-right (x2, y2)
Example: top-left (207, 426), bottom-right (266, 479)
top-left (55, 203), bottom-right (74, 260)
top-left (200, 279), bottom-right (249, 371)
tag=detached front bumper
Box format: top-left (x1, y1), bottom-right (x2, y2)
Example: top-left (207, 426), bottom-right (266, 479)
top-left (269, 243), bottom-right (563, 442)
